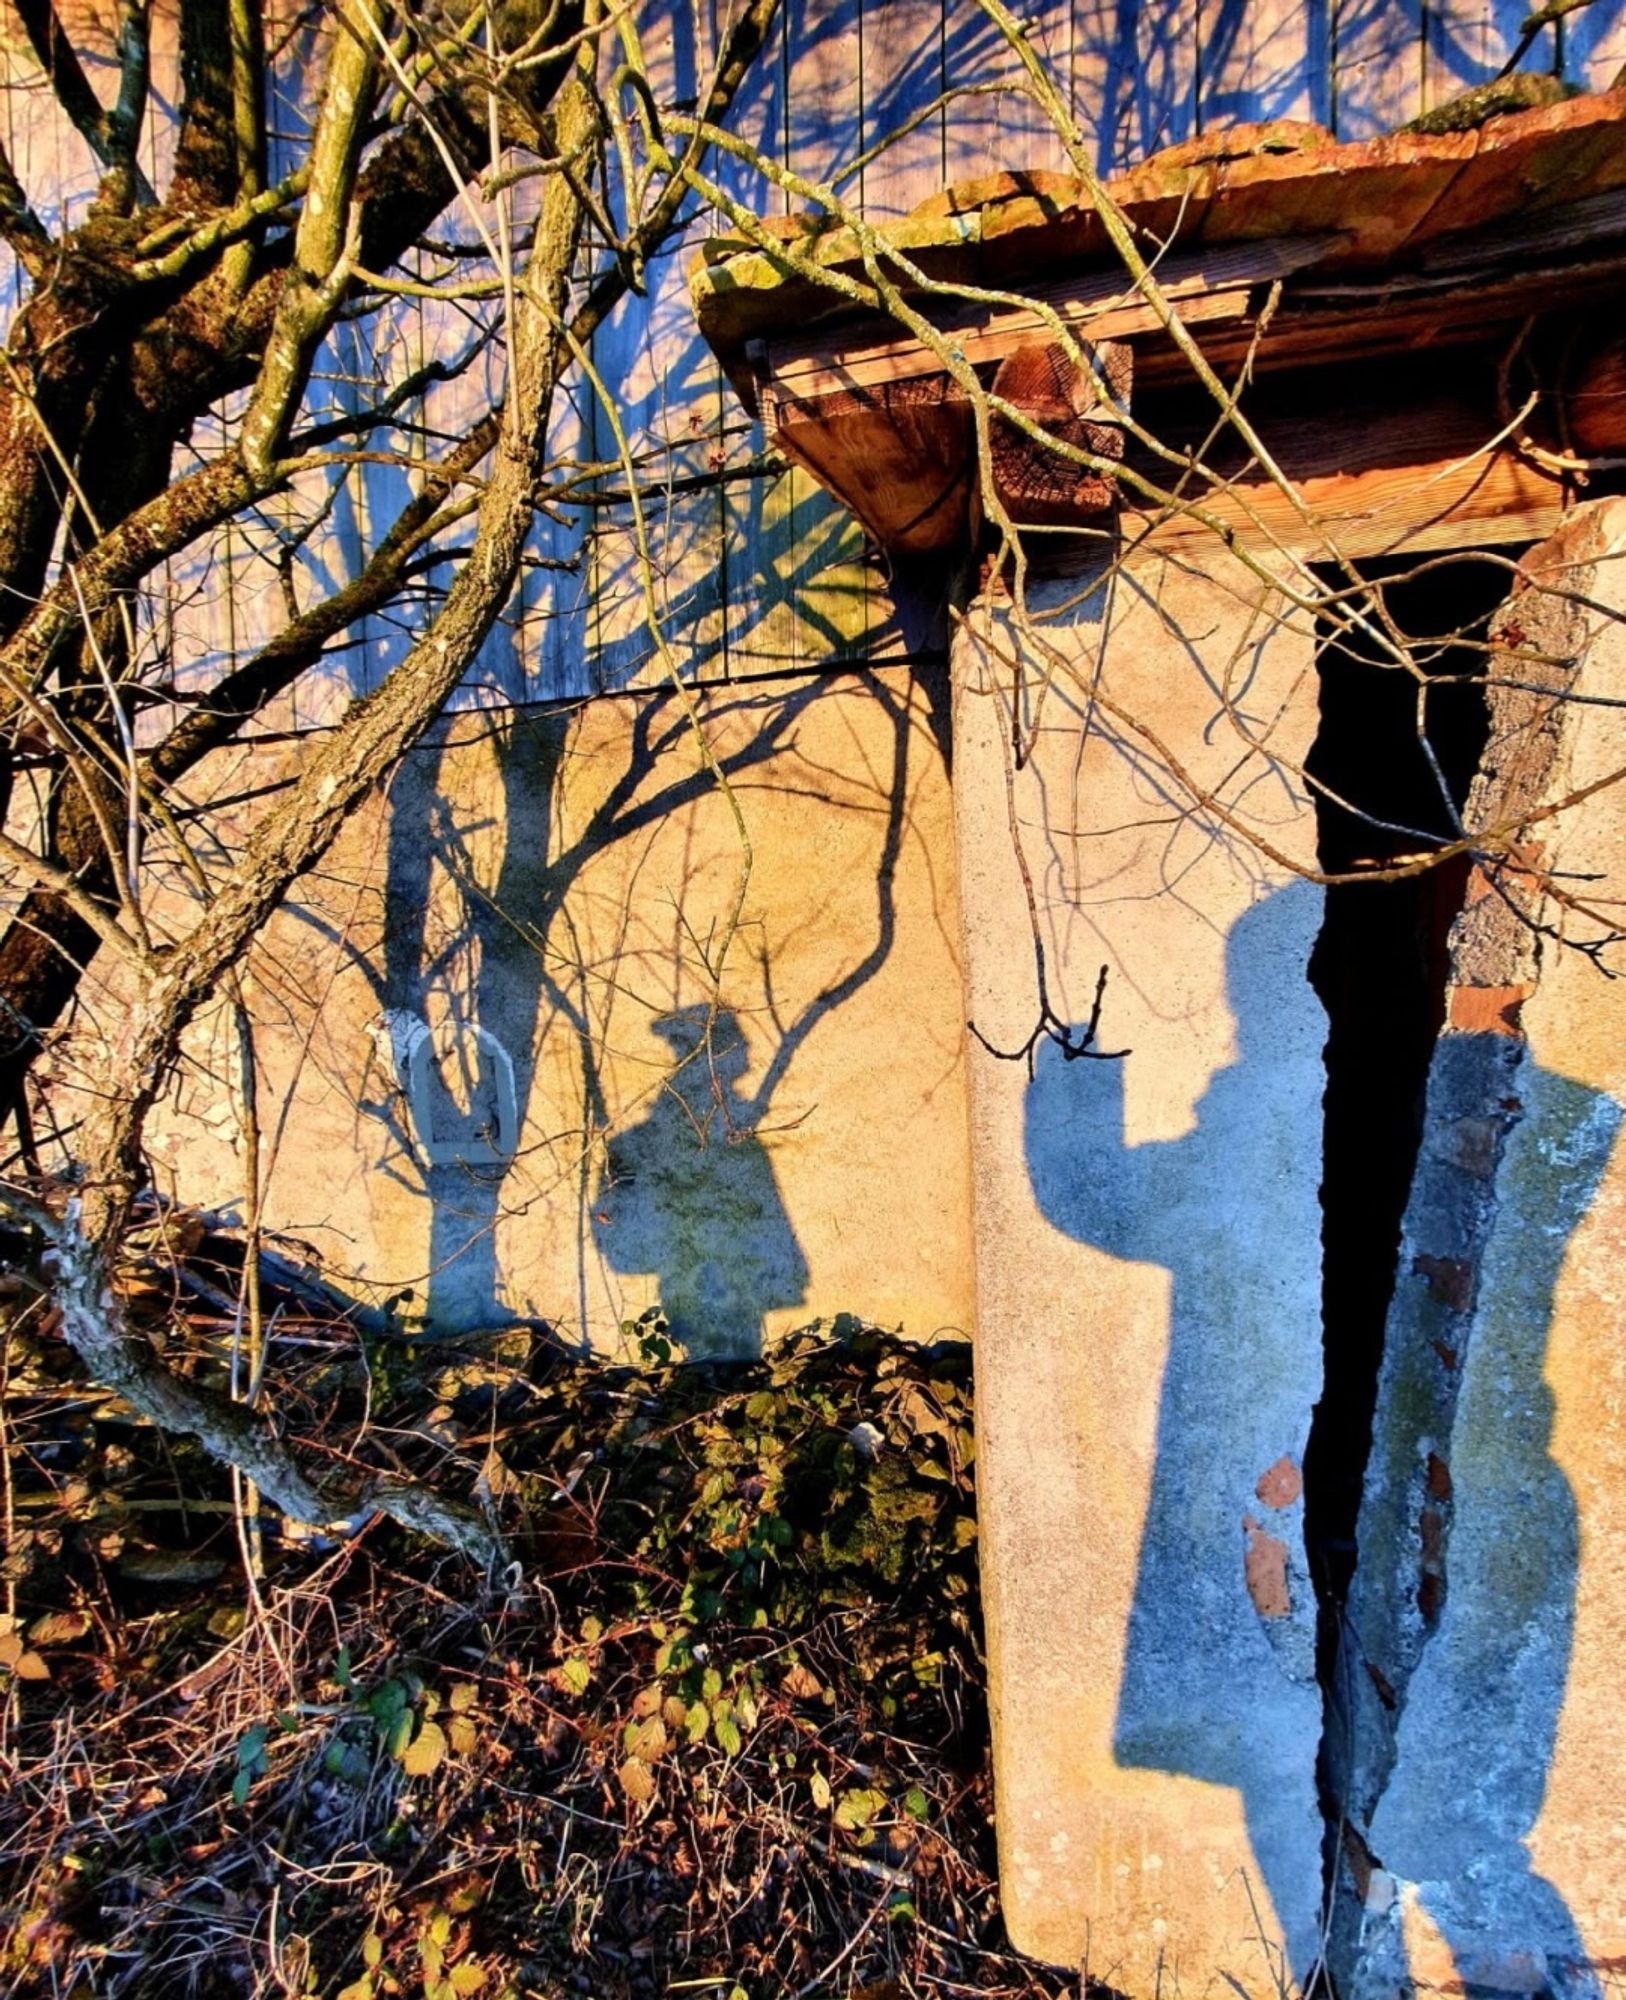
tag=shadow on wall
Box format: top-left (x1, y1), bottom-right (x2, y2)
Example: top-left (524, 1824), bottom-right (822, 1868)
top-left (1022, 879), bottom-right (1616, 1991)
top-left (1342, 1035), bottom-right (1620, 2000)
top-left (591, 1006), bottom-right (809, 1360)
top-left (340, 671), bottom-right (933, 1351)
top-left (374, 711), bottom-right (560, 1329)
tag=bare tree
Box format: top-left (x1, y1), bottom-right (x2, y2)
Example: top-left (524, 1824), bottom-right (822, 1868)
top-left (1, 0), bottom-right (1621, 1567)
top-left (0, 0), bottom-right (778, 1562)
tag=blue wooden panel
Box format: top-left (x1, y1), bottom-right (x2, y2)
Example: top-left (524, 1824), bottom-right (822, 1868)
top-left (861, 0), bottom-right (946, 217)
top-left (1424, 0), bottom-right (1554, 105)
top-left (1332, 0), bottom-right (1424, 134)
top-left (711, 0), bottom-right (790, 215)
top-left (938, 0), bottom-right (1073, 182)
top-left (782, 0), bottom-right (864, 194)
top-left (586, 250), bottom-right (729, 692)
top-left (1198, 0), bottom-right (1331, 129)
top-left (1067, 0), bottom-right (1199, 173)
top-left (527, 379), bottom-right (597, 703)
top-left (1564, 0), bottom-right (1626, 86)
top-left (18, 0), bottom-right (1626, 723)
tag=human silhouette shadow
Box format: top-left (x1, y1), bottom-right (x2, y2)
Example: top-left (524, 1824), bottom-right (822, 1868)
top-left (1024, 881), bottom-right (1328, 1978)
top-left (1024, 879), bottom-right (1617, 1995)
top-left (1339, 1037), bottom-right (1619, 2000)
top-left (592, 1005), bottom-right (809, 1361)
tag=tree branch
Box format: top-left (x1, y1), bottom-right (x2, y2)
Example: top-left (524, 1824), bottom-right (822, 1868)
top-left (11, 0), bottom-right (117, 168)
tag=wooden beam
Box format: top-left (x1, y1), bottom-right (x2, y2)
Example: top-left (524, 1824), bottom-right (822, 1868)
top-left (1567, 330), bottom-right (1626, 457)
top-left (758, 236), bottom-right (1626, 409)
top-left (764, 235), bottom-right (1343, 403)
top-left (989, 340), bottom-right (1131, 527)
top-left (760, 287), bottom-right (1626, 563)
top-left (1124, 387), bottom-right (1576, 562)
top-left (772, 376), bottom-right (974, 554)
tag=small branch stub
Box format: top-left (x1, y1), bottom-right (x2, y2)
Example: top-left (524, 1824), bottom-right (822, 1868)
top-left (989, 339), bottom-right (1131, 527)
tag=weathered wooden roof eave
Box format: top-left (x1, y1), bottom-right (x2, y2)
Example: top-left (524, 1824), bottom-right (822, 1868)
top-left (689, 88), bottom-right (1626, 394)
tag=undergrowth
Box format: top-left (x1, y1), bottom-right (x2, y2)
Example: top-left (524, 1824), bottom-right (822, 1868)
top-left (0, 1286), bottom-right (1076, 2000)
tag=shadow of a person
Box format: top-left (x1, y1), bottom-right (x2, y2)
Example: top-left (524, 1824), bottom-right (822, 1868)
top-left (1024, 879), bottom-right (1617, 1996)
top-left (1343, 1043), bottom-right (1620, 2000)
top-left (1023, 880), bottom-right (1329, 1980)
top-left (593, 1006), bottom-right (810, 1361)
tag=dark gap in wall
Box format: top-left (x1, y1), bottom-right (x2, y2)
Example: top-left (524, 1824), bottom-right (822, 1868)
top-left (1302, 551), bottom-right (1514, 1922)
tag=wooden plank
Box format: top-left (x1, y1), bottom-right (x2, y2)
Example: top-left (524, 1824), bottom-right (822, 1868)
top-left (787, 469), bottom-right (882, 670)
top-left (722, 463), bottom-right (876, 673)
top-left (1568, 328), bottom-right (1626, 453)
top-left (708, 0), bottom-right (786, 216)
top-left (1416, 183), bottom-right (1626, 268)
top-left (778, 284), bottom-right (1248, 402)
top-left (1070, 0), bottom-right (1197, 173)
top-left (1421, 0), bottom-right (1553, 109)
top-left (1067, 0), bottom-right (1123, 170)
top-left (528, 378), bottom-right (596, 703)
top-left (1333, 0), bottom-right (1424, 137)
top-left (725, 0), bottom-right (882, 676)
top-left (718, 463), bottom-right (802, 676)
top-left (1197, 0), bottom-right (1329, 130)
top-left (587, 251), bottom-right (730, 691)
top-left (765, 233), bottom-right (1342, 400)
top-left (859, 0), bottom-right (945, 219)
top-left (782, 0), bottom-right (862, 195)
top-left (1124, 387), bottom-right (1571, 560)
top-left (1423, 0), bottom-right (1492, 104)
top-left (586, 4), bottom-right (735, 692)
top-left (942, 0), bottom-right (1073, 187)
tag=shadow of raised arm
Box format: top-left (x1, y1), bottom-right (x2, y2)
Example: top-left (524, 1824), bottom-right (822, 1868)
top-left (1024, 1033), bottom-right (1170, 1267)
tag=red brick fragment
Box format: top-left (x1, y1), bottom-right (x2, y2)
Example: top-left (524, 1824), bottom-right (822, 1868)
top-left (1255, 1456), bottom-right (1303, 1508)
top-left (1243, 1514), bottom-right (1292, 1618)
top-left (1413, 1253), bottom-right (1475, 1310)
top-left (1448, 984), bottom-right (1531, 1036)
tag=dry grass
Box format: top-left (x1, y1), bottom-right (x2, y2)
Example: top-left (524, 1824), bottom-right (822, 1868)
top-left (0, 1258), bottom-right (1079, 2000)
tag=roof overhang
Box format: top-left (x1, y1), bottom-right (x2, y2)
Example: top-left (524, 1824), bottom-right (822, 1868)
top-left (689, 92), bottom-right (1626, 561)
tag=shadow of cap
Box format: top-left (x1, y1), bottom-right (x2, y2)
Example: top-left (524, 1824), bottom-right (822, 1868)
top-left (648, 1003), bottom-right (750, 1076)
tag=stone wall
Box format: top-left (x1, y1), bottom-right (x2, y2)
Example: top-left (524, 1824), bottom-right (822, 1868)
top-left (1329, 499), bottom-right (1626, 2000)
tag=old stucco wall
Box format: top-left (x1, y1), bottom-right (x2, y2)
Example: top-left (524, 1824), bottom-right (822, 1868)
top-left (952, 506), bottom-right (1626, 1998)
top-left (139, 668), bottom-right (974, 1357)
top-left (1330, 499), bottom-right (1626, 2000)
top-left (950, 553), bottom-right (1328, 1991)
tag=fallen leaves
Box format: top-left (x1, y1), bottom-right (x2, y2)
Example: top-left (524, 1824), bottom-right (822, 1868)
top-left (0, 1623), bottom-right (49, 1680)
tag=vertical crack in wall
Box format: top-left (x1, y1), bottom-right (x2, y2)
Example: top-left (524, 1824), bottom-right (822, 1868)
top-left (1302, 555), bottom-right (1511, 1983)
top-left (1315, 526), bottom-right (1609, 1999)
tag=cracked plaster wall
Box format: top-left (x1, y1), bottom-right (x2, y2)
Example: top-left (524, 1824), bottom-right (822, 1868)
top-left (955, 501), bottom-right (1626, 1999)
top-left (1330, 498), bottom-right (1626, 2000)
top-left (950, 549), bottom-right (1328, 1991)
